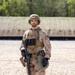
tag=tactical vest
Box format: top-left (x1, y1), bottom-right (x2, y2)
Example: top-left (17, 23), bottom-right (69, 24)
top-left (24, 27), bottom-right (44, 54)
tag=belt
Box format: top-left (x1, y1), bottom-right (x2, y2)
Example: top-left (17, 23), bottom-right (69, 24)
top-left (27, 52), bottom-right (37, 59)
top-left (30, 50), bottom-right (45, 59)
top-left (30, 53), bottom-right (37, 59)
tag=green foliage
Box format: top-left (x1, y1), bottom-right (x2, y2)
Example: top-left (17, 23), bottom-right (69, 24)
top-left (0, 0), bottom-right (28, 16)
top-left (0, 0), bottom-right (75, 16)
top-left (68, 0), bottom-right (75, 16)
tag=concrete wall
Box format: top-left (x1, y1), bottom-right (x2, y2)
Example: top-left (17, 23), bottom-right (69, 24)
top-left (0, 17), bottom-right (75, 37)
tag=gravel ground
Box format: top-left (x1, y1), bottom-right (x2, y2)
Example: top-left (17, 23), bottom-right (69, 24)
top-left (0, 40), bottom-right (75, 75)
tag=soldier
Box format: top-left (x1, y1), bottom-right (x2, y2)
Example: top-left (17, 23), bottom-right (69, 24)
top-left (20, 14), bottom-right (51, 75)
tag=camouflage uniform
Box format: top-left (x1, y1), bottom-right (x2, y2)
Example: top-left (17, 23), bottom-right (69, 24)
top-left (20, 14), bottom-right (51, 75)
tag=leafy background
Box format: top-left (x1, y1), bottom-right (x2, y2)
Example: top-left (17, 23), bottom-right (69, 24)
top-left (0, 0), bottom-right (75, 17)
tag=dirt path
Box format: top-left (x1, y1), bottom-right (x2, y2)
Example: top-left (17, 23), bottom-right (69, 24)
top-left (0, 40), bottom-right (75, 75)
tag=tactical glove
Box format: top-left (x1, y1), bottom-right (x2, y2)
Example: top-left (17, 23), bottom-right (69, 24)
top-left (21, 49), bottom-right (26, 57)
top-left (42, 57), bottom-right (49, 67)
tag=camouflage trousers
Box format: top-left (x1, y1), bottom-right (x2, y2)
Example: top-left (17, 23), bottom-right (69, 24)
top-left (26, 58), bottom-right (45, 75)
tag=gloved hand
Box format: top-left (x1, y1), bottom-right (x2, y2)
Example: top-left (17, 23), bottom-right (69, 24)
top-left (21, 49), bottom-right (26, 57)
top-left (42, 57), bottom-right (49, 67)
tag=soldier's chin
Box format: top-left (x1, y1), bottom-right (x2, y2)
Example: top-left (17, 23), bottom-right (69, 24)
top-left (32, 26), bottom-right (37, 27)
top-left (32, 25), bottom-right (37, 27)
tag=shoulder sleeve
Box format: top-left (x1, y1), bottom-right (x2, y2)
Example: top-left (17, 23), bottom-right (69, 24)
top-left (40, 29), bottom-right (51, 59)
top-left (20, 30), bottom-right (29, 50)
top-left (23, 30), bottom-right (29, 41)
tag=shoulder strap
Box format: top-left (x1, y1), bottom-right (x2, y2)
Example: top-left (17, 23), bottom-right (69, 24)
top-left (37, 27), bottom-right (41, 40)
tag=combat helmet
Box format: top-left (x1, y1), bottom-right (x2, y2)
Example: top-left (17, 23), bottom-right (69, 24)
top-left (28, 14), bottom-right (40, 25)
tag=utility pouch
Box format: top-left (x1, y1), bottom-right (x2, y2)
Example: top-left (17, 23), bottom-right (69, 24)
top-left (37, 50), bottom-right (45, 57)
top-left (25, 38), bottom-right (36, 46)
top-left (20, 57), bottom-right (26, 67)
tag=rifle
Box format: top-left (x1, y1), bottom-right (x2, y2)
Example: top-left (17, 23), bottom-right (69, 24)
top-left (23, 39), bottom-right (31, 75)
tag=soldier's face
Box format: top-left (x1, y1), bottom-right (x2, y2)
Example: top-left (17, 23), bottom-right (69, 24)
top-left (30, 18), bottom-right (38, 27)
